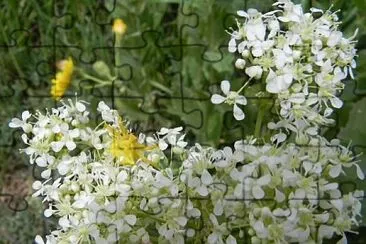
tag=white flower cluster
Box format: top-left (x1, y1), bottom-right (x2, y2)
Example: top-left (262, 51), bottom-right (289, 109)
top-left (213, 0), bottom-right (357, 140)
top-left (182, 137), bottom-right (364, 243)
top-left (9, 99), bottom-right (187, 243)
top-left (10, 97), bottom-right (364, 243)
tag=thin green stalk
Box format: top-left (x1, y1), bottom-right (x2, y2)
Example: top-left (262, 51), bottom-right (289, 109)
top-left (254, 104), bottom-right (265, 139)
top-left (136, 210), bottom-right (164, 223)
top-left (78, 71), bottom-right (110, 85)
top-left (114, 35), bottom-right (122, 77)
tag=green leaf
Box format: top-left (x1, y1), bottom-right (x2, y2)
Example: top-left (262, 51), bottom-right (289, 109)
top-left (354, 50), bottom-right (366, 94)
top-left (338, 97), bottom-right (366, 144)
top-left (93, 61), bottom-right (113, 80)
top-left (301, 0), bottom-right (311, 11)
top-left (212, 54), bottom-right (234, 73)
top-left (353, 0), bottom-right (366, 8)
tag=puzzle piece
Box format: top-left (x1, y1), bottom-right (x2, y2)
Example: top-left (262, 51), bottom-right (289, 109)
top-left (0, 169), bottom-right (31, 212)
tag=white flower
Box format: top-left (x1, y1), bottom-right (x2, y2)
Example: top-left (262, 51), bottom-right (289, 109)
top-left (266, 68), bottom-right (293, 94)
top-left (207, 214), bottom-right (230, 244)
top-left (97, 101), bottom-right (118, 123)
top-left (327, 31), bottom-right (343, 47)
top-left (272, 48), bottom-right (293, 69)
top-left (9, 111), bottom-right (32, 133)
top-left (50, 128), bottom-right (80, 152)
top-left (212, 146), bottom-right (244, 168)
top-left (35, 235), bottom-right (55, 244)
top-left (275, 0), bottom-right (304, 23)
top-left (183, 169), bottom-right (213, 197)
top-left (156, 127), bottom-right (186, 150)
top-left (237, 9), bottom-right (266, 41)
top-left (250, 39), bottom-right (275, 57)
top-left (211, 80), bottom-right (247, 120)
top-left (247, 174), bottom-right (271, 199)
top-left (245, 66), bottom-right (263, 79)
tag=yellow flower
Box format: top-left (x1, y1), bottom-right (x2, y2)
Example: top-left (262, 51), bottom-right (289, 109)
top-left (51, 57), bottom-right (74, 100)
top-left (112, 18), bottom-right (127, 35)
top-left (107, 118), bottom-right (155, 166)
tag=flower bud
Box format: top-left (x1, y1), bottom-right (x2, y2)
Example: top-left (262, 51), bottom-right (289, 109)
top-left (93, 61), bottom-right (112, 79)
top-left (242, 49), bottom-right (250, 58)
top-left (112, 18), bottom-right (127, 35)
top-left (71, 182), bottom-right (80, 192)
top-left (64, 194), bottom-right (71, 201)
top-left (235, 58), bottom-right (246, 69)
top-left (172, 146), bottom-right (184, 154)
top-left (186, 228), bottom-right (195, 237)
top-left (150, 153), bottom-right (160, 163)
top-left (295, 133), bottom-right (309, 145)
top-left (74, 213), bottom-right (82, 221)
top-left (71, 119), bottom-right (79, 127)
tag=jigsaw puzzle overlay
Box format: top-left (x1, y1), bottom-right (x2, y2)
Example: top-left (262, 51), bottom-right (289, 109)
top-left (0, 0), bottom-right (366, 243)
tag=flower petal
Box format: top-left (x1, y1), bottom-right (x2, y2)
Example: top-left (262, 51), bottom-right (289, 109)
top-left (51, 141), bottom-right (64, 152)
top-left (211, 94), bottom-right (225, 104)
top-left (221, 80), bottom-right (231, 95)
top-left (330, 97), bottom-right (343, 108)
top-left (226, 235), bottom-right (237, 244)
top-left (228, 39), bottom-right (237, 53)
top-left (233, 104), bottom-right (245, 121)
top-left (22, 111), bottom-right (31, 121)
top-left (252, 185), bottom-right (265, 199)
top-left (355, 164), bottom-right (365, 180)
top-left (236, 95), bottom-right (247, 105)
top-left (237, 10), bottom-right (248, 18)
top-left (76, 102), bottom-right (86, 112)
top-left (124, 215), bottom-right (137, 225)
top-left (201, 169), bottom-right (213, 185)
top-left (329, 164), bottom-right (341, 178)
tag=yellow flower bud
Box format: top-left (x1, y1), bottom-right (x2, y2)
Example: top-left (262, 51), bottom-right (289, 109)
top-left (112, 18), bottom-right (127, 35)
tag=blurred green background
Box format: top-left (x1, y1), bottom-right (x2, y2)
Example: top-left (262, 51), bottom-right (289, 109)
top-left (0, 0), bottom-right (365, 243)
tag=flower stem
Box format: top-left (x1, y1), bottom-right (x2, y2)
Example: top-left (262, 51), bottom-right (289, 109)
top-left (136, 210), bottom-right (165, 223)
top-left (237, 77), bottom-right (252, 94)
top-left (114, 35), bottom-right (122, 77)
top-left (78, 70), bottom-right (110, 85)
top-left (254, 103), bottom-right (265, 138)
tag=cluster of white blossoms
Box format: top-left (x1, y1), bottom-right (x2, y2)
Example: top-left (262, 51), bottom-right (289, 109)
top-left (213, 0), bottom-right (357, 141)
top-left (10, 97), bottom-right (364, 243)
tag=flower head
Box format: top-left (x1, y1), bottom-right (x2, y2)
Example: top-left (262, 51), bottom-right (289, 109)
top-left (51, 57), bottom-right (74, 100)
top-left (106, 117), bottom-right (155, 166)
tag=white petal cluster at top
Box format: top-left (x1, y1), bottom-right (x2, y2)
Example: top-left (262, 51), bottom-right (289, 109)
top-left (212, 0), bottom-right (357, 143)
